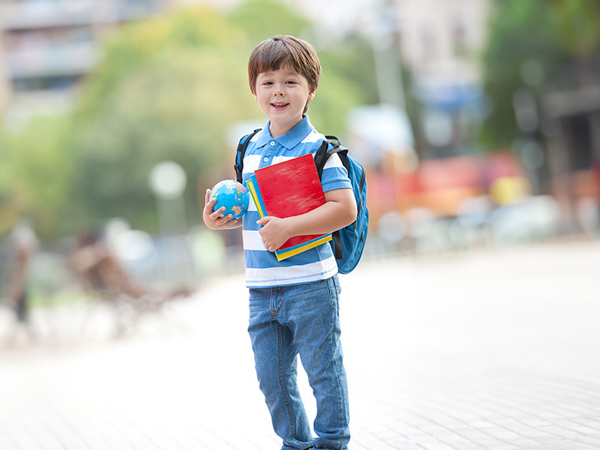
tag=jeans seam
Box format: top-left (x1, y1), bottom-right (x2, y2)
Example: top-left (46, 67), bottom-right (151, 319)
top-left (277, 322), bottom-right (296, 442)
top-left (327, 279), bottom-right (349, 439)
top-left (332, 330), bottom-right (348, 435)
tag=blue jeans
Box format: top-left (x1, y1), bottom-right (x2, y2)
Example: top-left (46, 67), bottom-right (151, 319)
top-left (248, 276), bottom-right (350, 450)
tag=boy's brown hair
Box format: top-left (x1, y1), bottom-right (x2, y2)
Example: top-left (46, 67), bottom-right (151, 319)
top-left (248, 35), bottom-right (322, 99)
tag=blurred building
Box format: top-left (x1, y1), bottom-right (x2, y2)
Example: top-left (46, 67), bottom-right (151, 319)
top-left (0, 0), bottom-right (491, 120)
top-left (394, 0), bottom-right (489, 90)
top-left (299, 0), bottom-right (490, 154)
top-left (393, 0), bottom-right (490, 158)
top-left (0, 0), bottom-right (168, 118)
top-left (298, 0), bottom-right (489, 91)
top-left (542, 84), bottom-right (600, 234)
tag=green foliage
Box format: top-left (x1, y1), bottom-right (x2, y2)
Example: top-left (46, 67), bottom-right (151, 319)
top-left (316, 37), bottom-right (381, 135)
top-left (228, 0), bottom-right (309, 43)
top-left (480, 0), bottom-right (600, 150)
top-left (72, 7), bottom-right (258, 231)
top-left (549, 0), bottom-right (600, 59)
top-left (78, 7), bottom-right (248, 120)
top-left (479, 0), bottom-right (571, 149)
top-left (72, 2), bottom-right (376, 232)
top-left (0, 115), bottom-right (75, 237)
top-left (309, 68), bottom-right (366, 138)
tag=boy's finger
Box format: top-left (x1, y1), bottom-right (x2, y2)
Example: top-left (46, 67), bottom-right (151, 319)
top-left (217, 214), bottom-right (233, 226)
top-left (205, 197), bottom-right (219, 213)
top-left (256, 216), bottom-right (271, 226)
top-left (212, 206), bottom-right (226, 217)
top-left (227, 218), bottom-right (239, 227)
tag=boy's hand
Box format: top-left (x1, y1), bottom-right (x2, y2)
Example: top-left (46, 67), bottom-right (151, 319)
top-left (203, 189), bottom-right (242, 230)
top-left (257, 216), bottom-right (290, 252)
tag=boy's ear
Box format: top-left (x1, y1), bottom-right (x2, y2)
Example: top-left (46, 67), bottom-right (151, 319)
top-left (308, 89), bottom-right (316, 101)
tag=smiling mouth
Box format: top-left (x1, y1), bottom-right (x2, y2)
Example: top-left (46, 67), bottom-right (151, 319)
top-left (271, 102), bottom-right (289, 109)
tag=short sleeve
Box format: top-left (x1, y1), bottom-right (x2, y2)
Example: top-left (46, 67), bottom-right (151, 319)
top-left (320, 153), bottom-right (352, 193)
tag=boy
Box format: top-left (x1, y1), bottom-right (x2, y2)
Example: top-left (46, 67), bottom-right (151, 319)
top-left (203, 35), bottom-right (356, 450)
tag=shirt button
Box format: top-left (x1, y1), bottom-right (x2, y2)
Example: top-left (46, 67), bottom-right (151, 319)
top-left (270, 141), bottom-right (275, 146)
top-left (264, 157), bottom-right (269, 162)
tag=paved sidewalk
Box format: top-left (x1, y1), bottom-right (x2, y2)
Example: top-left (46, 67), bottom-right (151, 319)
top-left (1, 240), bottom-right (600, 449)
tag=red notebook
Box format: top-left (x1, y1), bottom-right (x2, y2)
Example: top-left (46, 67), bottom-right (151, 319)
top-left (246, 153), bottom-right (332, 261)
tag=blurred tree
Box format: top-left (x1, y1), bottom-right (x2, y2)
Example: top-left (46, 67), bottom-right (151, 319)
top-left (72, 7), bottom-right (259, 232)
top-left (318, 37), bottom-right (380, 107)
top-left (480, 0), bottom-right (600, 150)
top-left (479, 1), bottom-right (570, 150)
top-left (313, 36), bottom-right (377, 138)
top-left (0, 115), bottom-right (75, 237)
top-left (228, 0), bottom-right (309, 44)
top-left (306, 58), bottom-right (368, 137)
top-left (73, 3), bottom-right (371, 232)
top-left (548, 0), bottom-right (600, 86)
top-left (1, 2), bottom-right (378, 238)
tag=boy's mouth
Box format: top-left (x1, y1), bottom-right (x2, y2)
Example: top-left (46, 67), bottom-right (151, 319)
top-left (271, 102), bottom-right (289, 111)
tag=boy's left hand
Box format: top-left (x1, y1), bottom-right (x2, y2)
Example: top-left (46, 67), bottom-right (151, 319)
top-left (257, 216), bottom-right (290, 252)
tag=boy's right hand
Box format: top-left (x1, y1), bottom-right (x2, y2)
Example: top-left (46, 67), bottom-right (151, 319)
top-left (203, 189), bottom-right (242, 230)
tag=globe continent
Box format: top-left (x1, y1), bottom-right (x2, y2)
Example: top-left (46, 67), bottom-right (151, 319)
top-left (210, 180), bottom-right (250, 219)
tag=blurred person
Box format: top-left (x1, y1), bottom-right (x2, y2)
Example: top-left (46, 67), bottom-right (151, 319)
top-left (1, 218), bottom-right (38, 329)
top-left (69, 230), bottom-right (191, 304)
top-left (69, 230), bottom-right (155, 336)
top-left (202, 36), bottom-right (356, 450)
top-left (69, 230), bottom-right (148, 301)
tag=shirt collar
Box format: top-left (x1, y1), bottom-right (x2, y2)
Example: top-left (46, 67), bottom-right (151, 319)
top-left (255, 116), bottom-right (314, 150)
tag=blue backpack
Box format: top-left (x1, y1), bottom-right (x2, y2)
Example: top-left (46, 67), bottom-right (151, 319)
top-left (314, 136), bottom-right (368, 274)
top-left (235, 131), bottom-right (368, 274)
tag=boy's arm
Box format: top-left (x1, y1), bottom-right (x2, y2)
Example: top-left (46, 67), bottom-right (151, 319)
top-left (202, 189), bottom-right (243, 230)
top-left (256, 188), bottom-right (357, 252)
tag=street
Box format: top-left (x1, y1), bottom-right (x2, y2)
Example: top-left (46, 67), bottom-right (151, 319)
top-left (1, 240), bottom-right (600, 450)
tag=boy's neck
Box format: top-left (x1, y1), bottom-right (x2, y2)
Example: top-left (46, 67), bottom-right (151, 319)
top-left (269, 117), bottom-right (303, 138)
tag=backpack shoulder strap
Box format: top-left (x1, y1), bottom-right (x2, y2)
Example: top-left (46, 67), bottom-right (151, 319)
top-left (234, 128), bottom-right (262, 183)
top-left (314, 135), bottom-right (348, 261)
top-left (314, 135), bottom-right (349, 179)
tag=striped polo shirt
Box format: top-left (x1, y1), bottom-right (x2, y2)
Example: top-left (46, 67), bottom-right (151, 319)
top-left (241, 116), bottom-right (352, 289)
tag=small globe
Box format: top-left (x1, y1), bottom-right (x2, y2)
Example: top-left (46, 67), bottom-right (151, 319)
top-left (210, 180), bottom-right (250, 219)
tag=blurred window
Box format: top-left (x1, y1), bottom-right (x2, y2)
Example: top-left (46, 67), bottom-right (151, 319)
top-left (12, 74), bottom-right (79, 91)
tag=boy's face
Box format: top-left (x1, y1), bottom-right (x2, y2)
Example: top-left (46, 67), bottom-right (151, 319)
top-left (254, 66), bottom-right (315, 137)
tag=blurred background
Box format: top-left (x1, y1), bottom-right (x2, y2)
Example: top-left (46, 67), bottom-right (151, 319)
top-left (1, 0), bottom-right (599, 340)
